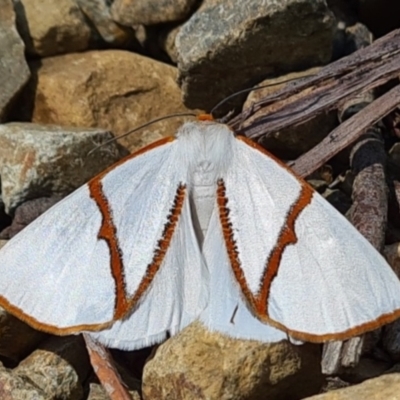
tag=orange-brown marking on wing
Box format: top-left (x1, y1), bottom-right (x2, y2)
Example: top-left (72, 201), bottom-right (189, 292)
top-left (217, 180), bottom-right (257, 310)
top-left (125, 184), bottom-right (186, 313)
top-left (264, 307), bottom-right (400, 343)
top-left (228, 134), bottom-right (400, 340)
top-left (217, 177), bottom-right (313, 318)
top-left (88, 136), bottom-right (175, 320)
top-left (0, 294), bottom-right (112, 335)
top-left (89, 179), bottom-right (128, 319)
top-left (256, 184), bottom-right (313, 316)
top-left (235, 134), bottom-right (314, 316)
top-left (197, 114), bottom-right (214, 122)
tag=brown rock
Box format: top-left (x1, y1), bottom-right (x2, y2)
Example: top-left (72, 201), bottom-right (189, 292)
top-left (304, 373), bottom-right (400, 399)
top-left (111, 0), bottom-right (197, 26)
top-left (0, 123), bottom-right (127, 213)
top-left (142, 321), bottom-right (324, 400)
top-left (13, 0), bottom-right (91, 56)
top-left (243, 68), bottom-right (337, 160)
top-left (23, 50), bottom-right (193, 151)
top-left (0, 0), bottom-right (30, 122)
top-left (176, 0), bottom-right (335, 112)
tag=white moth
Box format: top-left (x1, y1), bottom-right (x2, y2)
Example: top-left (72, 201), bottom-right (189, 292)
top-left (1, 117), bottom-right (400, 350)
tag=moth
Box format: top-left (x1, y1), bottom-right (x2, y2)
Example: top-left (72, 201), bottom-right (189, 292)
top-left (0, 116), bottom-right (400, 350)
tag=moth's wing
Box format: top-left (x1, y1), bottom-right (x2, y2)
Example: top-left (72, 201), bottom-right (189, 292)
top-left (0, 138), bottom-right (208, 349)
top-left (212, 135), bottom-right (400, 342)
top-left (200, 209), bottom-right (288, 343)
top-left (90, 192), bottom-right (208, 350)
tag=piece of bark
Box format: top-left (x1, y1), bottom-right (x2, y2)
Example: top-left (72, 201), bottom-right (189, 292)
top-left (348, 128), bottom-right (388, 251)
top-left (341, 336), bottom-right (365, 368)
top-left (290, 84), bottom-right (400, 178)
top-left (83, 334), bottom-right (132, 400)
top-left (228, 28), bottom-right (400, 140)
top-left (321, 341), bottom-right (343, 374)
top-left (322, 337), bottom-right (365, 375)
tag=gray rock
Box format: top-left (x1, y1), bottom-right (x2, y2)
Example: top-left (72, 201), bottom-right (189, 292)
top-left (0, 0), bottom-right (30, 122)
top-left (0, 123), bottom-right (127, 213)
top-left (176, 0), bottom-right (335, 113)
top-left (76, 0), bottom-right (137, 46)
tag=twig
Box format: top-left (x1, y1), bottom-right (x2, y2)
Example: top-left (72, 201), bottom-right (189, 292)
top-left (228, 29), bottom-right (400, 140)
top-left (290, 84), bottom-right (400, 178)
top-left (83, 334), bottom-right (132, 400)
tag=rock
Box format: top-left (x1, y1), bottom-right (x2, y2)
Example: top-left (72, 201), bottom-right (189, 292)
top-left (87, 383), bottom-right (142, 400)
top-left (0, 362), bottom-right (46, 400)
top-left (22, 50), bottom-right (193, 151)
top-left (176, 0), bottom-right (335, 112)
top-left (0, 123), bottom-right (127, 214)
top-left (142, 321), bottom-right (324, 400)
top-left (0, 309), bottom-right (46, 364)
top-left (242, 68), bottom-right (337, 160)
top-left (0, 0), bottom-right (30, 122)
top-left (76, 0), bottom-right (137, 47)
top-left (0, 335), bottom-right (88, 399)
top-left (13, 0), bottom-right (91, 57)
top-left (111, 0), bottom-right (197, 26)
top-left (87, 384), bottom-right (110, 400)
top-left (14, 335), bottom-right (89, 400)
top-left (304, 373), bottom-right (400, 399)
top-left (159, 24), bottom-right (181, 63)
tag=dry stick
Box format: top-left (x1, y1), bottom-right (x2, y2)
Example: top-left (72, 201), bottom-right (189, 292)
top-left (290, 84), bottom-right (400, 178)
top-left (228, 29), bottom-right (400, 140)
top-left (83, 334), bottom-right (133, 400)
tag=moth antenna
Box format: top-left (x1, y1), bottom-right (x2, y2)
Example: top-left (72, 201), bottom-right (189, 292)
top-left (210, 75), bottom-right (315, 118)
top-left (88, 112), bottom-right (197, 156)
